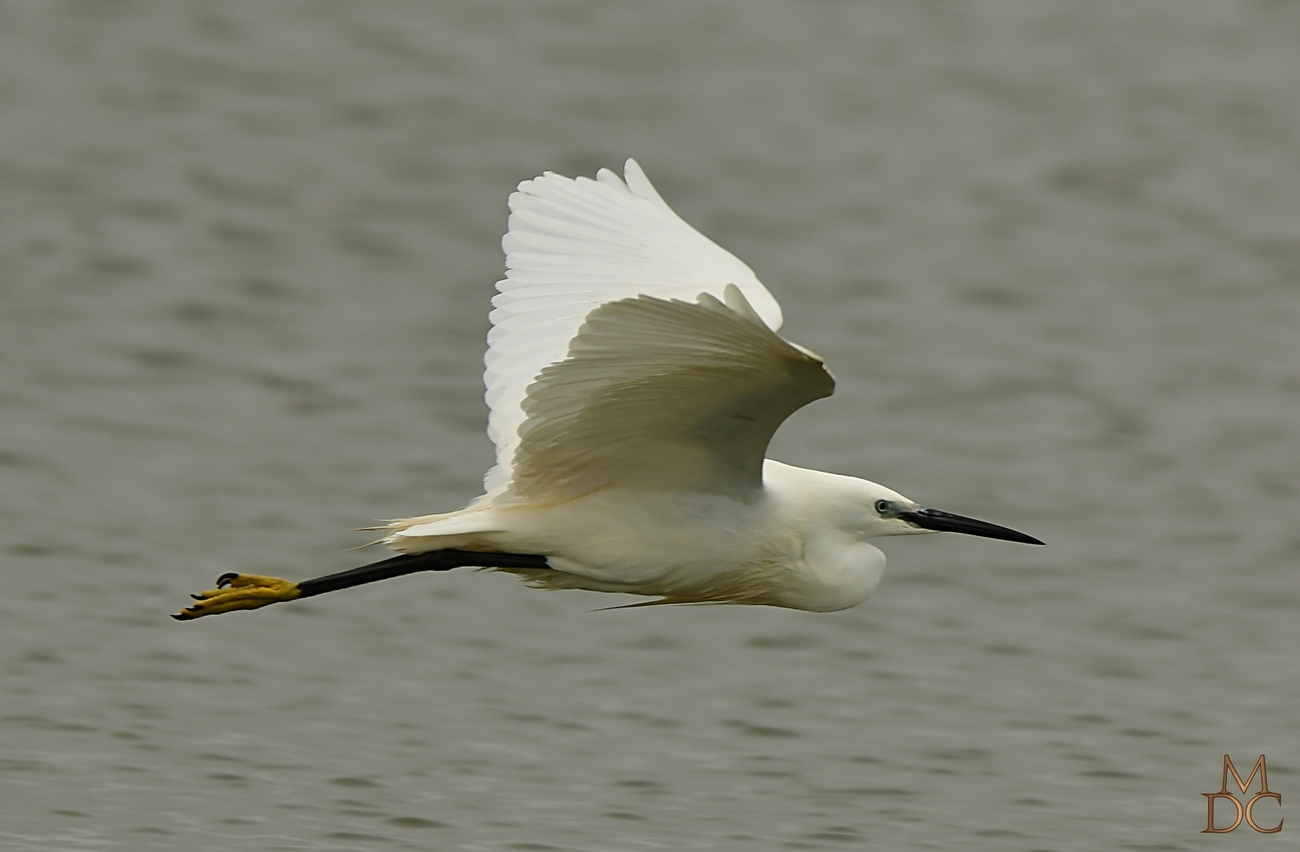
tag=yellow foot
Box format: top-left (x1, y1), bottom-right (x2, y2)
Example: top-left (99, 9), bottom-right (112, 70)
top-left (172, 573), bottom-right (302, 620)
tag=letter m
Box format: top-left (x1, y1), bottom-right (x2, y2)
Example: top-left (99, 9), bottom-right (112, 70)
top-left (1222, 755), bottom-right (1272, 795)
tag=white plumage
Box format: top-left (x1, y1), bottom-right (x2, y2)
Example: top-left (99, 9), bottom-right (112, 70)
top-left (482, 159), bottom-right (783, 496)
top-left (377, 160), bottom-right (1042, 611)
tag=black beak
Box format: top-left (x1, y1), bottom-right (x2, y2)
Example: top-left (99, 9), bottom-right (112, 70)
top-left (898, 507), bottom-right (1044, 545)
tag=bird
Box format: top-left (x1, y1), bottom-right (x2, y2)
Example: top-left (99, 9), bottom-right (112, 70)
top-left (174, 159), bottom-right (1041, 620)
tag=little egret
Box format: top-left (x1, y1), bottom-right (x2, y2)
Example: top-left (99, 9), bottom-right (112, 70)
top-left (175, 160), bottom-right (1041, 620)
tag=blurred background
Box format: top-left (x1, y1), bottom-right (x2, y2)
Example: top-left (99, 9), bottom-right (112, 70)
top-left (2, 2), bottom-right (1298, 849)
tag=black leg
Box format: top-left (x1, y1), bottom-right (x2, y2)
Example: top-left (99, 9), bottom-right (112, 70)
top-left (173, 549), bottom-right (551, 620)
top-left (296, 550), bottom-right (551, 598)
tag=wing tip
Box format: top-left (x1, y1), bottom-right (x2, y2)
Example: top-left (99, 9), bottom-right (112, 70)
top-left (622, 158), bottom-right (666, 205)
top-left (509, 158), bottom-right (673, 216)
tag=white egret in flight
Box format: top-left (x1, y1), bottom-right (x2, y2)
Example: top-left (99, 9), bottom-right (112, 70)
top-left (176, 160), bottom-right (1040, 620)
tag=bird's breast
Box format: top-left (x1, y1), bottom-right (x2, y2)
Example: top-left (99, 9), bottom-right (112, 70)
top-left (773, 535), bottom-right (886, 612)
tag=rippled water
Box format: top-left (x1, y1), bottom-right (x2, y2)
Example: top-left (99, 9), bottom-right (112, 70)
top-left (3, 2), bottom-right (1299, 849)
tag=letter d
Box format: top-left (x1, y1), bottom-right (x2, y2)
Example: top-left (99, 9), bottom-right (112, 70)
top-left (1202, 792), bottom-right (1244, 833)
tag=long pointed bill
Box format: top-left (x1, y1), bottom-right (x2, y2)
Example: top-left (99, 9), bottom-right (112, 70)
top-left (898, 508), bottom-right (1044, 545)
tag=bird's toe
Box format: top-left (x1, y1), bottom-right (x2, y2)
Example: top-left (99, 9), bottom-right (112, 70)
top-left (172, 574), bottom-right (302, 620)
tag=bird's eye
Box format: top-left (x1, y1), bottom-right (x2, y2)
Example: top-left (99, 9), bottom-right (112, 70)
top-left (874, 499), bottom-right (892, 516)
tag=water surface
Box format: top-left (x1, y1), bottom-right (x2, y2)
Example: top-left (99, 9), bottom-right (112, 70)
top-left (2, 2), bottom-right (1299, 849)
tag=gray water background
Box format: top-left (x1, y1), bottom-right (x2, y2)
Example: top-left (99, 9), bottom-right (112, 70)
top-left (2, 2), bottom-right (1299, 849)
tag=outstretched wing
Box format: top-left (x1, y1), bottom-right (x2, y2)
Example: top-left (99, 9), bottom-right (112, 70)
top-left (504, 287), bottom-right (834, 503)
top-left (483, 159), bottom-right (785, 494)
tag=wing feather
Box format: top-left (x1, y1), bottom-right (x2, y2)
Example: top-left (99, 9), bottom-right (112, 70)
top-left (504, 290), bottom-right (834, 503)
top-left (482, 160), bottom-right (785, 494)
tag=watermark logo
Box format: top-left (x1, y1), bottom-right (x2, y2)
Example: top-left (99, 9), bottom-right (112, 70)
top-left (1202, 754), bottom-right (1282, 833)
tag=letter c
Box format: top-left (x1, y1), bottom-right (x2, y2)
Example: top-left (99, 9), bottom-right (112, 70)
top-left (1245, 792), bottom-right (1282, 833)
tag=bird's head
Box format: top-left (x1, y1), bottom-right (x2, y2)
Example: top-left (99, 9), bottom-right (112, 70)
top-left (764, 462), bottom-right (1044, 547)
top-left (866, 492), bottom-right (1043, 545)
